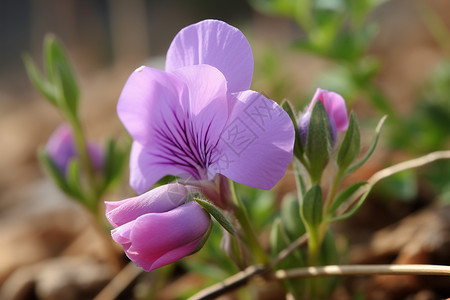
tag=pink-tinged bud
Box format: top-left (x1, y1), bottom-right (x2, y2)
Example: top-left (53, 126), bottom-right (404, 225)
top-left (298, 88), bottom-right (349, 145)
top-left (46, 124), bottom-right (103, 174)
top-left (105, 183), bottom-right (211, 271)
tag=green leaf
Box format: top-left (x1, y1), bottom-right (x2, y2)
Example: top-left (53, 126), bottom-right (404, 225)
top-left (329, 186), bottom-right (372, 222)
top-left (327, 181), bottom-right (367, 218)
top-left (102, 138), bottom-right (127, 192)
top-left (281, 100), bottom-right (304, 158)
top-left (22, 54), bottom-right (58, 105)
top-left (38, 148), bottom-right (72, 196)
top-left (66, 158), bottom-right (85, 203)
top-left (44, 34), bottom-right (79, 117)
top-left (337, 112), bottom-right (361, 171)
top-left (280, 193), bottom-right (306, 239)
top-left (300, 184), bottom-right (323, 229)
top-left (347, 115), bottom-right (387, 174)
top-left (306, 101), bottom-right (332, 183)
top-left (194, 198), bottom-right (235, 235)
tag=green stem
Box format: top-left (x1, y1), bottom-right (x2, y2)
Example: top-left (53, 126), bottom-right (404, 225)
top-left (323, 169), bottom-right (344, 217)
top-left (229, 180), bottom-right (269, 265)
top-left (66, 113), bottom-right (99, 213)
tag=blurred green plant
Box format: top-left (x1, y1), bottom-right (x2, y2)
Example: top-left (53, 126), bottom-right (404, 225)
top-left (23, 35), bottom-right (128, 219)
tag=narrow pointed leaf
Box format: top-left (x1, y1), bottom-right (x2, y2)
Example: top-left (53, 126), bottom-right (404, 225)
top-left (281, 99), bottom-right (304, 158)
top-left (305, 101), bottom-right (332, 183)
top-left (66, 158), bottom-right (85, 203)
top-left (337, 112), bottom-right (360, 171)
top-left (38, 148), bottom-right (72, 196)
top-left (329, 187), bottom-right (372, 222)
top-left (347, 115), bottom-right (387, 174)
top-left (44, 34), bottom-right (79, 116)
top-left (281, 193), bottom-right (305, 239)
top-left (327, 181), bottom-right (368, 218)
top-left (23, 54), bottom-right (58, 105)
top-left (195, 198), bottom-right (235, 235)
top-left (300, 184), bottom-right (323, 229)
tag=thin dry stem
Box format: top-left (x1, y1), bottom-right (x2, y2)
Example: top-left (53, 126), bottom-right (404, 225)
top-left (339, 150), bottom-right (450, 215)
top-left (273, 264), bottom-right (450, 279)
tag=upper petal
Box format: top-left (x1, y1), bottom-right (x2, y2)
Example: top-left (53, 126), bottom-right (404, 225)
top-left (211, 91), bottom-right (295, 190)
top-left (105, 183), bottom-right (188, 227)
top-left (166, 19), bottom-right (253, 93)
top-left (117, 66), bottom-right (187, 145)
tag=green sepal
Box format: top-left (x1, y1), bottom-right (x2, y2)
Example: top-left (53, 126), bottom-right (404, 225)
top-left (305, 101), bottom-right (332, 183)
top-left (281, 99), bottom-right (304, 159)
top-left (337, 112), bottom-right (360, 171)
top-left (327, 181), bottom-right (368, 218)
top-left (347, 115), bottom-right (387, 174)
top-left (300, 184), bottom-right (323, 231)
top-left (22, 54), bottom-right (58, 106)
top-left (189, 218), bottom-right (213, 255)
top-left (280, 193), bottom-right (306, 240)
top-left (194, 198), bottom-right (235, 236)
top-left (44, 34), bottom-right (79, 117)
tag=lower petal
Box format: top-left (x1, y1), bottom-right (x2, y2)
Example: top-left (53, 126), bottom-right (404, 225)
top-left (129, 141), bottom-right (195, 194)
top-left (211, 91), bottom-right (295, 190)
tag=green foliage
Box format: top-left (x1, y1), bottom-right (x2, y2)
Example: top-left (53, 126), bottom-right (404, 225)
top-left (281, 100), bottom-right (305, 160)
top-left (305, 101), bottom-right (332, 183)
top-left (300, 185), bottom-right (323, 234)
top-left (337, 112), bottom-right (361, 171)
top-left (195, 198), bottom-right (236, 235)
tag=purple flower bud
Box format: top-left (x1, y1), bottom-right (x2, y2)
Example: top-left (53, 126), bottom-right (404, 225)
top-left (298, 88), bottom-right (349, 145)
top-left (46, 124), bottom-right (103, 174)
top-left (105, 183), bottom-right (211, 271)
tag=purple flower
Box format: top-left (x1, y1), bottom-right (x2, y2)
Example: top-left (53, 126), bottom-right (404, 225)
top-left (105, 183), bottom-right (210, 271)
top-left (298, 88), bottom-right (349, 145)
top-left (117, 19), bottom-right (295, 194)
top-left (46, 124), bottom-right (103, 174)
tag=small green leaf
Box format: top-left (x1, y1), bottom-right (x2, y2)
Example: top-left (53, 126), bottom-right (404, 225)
top-left (280, 193), bottom-right (305, 239)
top-left (337, 112), bottom-right (360, 171)
top-left (300, 184), bottom-right (323, 229)
top-left (23, 54), bottom-right (58, 105)
top-left (38, 148), bottom-right (72, 196)
top-left (44, 34), bottom-right (79, 117)
top-left (102, 138), bottom-right (127, 192)
top-left (270, 219), bottom-right (305, 267)
top-left (281, 99), bottom-right (304, 158)
top-left (347, 115), bottom-right (387, 174)
top-left (327, 181), bottom-right (368, 218)
top-left (66, 158), bottom-right (85, 203)
top-left (306, 101), bottom-right (332, 183)
top-left (329, 187), bottom-right (372, 222)
top-left (194, 198), bottom-right (235, 235)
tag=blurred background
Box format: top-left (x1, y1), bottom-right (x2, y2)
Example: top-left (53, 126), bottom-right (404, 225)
top-left (1, 0), bottom-right (450, 299)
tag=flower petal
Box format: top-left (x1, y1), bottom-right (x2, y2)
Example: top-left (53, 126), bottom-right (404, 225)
top-left (129, 141), bottom-right (194, 194)
top-left (211, 91), bottom-right (295, 190)
top-left (171, 64), bottom-right (229, 152)
top-left (105, 183), bottom-right (188, 227)
top-left (117, 66), bottom-right (187, 145)
top-left (166, 19), bottom-right (253, 93)
top-left (126, 201), bottom-right (210, 271)
top-left (310, 88), bottom-right (349, 131)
